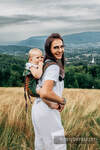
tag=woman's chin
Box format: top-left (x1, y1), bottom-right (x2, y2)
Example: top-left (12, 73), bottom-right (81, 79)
top-left (55, 56), bottom-right (62, 60)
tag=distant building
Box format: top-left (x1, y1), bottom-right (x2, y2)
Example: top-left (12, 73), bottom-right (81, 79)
top-left (91, 57), bottom-right (95, 64)
top-left (90, 55), bottom-right (96, 65)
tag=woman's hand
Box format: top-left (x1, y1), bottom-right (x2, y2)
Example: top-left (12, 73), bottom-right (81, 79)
top-left (57, 104), bottom-right (65, 112)
top-left (57, 98), bottom-right (66, 112)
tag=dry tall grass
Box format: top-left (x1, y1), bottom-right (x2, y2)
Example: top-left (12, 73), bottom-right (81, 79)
top-left (0, 87), bottom-right (100, 150)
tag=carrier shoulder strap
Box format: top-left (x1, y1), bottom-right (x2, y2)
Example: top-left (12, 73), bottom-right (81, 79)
top-left (43, 59), bottom-right (58, 72)
top-left (43, 59), bottom-right (64, 81)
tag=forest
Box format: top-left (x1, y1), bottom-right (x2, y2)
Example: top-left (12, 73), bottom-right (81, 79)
top-left (0, 54), bottom-right (100, 88)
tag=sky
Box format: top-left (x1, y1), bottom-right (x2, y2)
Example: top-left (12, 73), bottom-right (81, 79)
top-left (0, 0), bottom-right (100, 43)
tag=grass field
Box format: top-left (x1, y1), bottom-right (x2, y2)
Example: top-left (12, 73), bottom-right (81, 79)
top-left (0, 87), bottom-right (100, 150)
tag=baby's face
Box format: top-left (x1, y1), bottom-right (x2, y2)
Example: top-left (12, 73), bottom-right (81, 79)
top-left (30, 51), bottom-right (44, 65)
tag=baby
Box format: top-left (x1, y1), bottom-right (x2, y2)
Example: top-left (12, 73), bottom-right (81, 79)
top-left (25, 48), bottom-right (44, 79)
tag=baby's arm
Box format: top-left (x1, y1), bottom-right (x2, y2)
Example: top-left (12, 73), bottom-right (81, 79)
top-left (30, 62), bottom-right (43, 79)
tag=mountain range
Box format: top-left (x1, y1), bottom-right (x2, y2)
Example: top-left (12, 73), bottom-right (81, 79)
top-left (0, 32), bottom-right (100, 55)
top-left (17, 31), bottom-right (100, 49)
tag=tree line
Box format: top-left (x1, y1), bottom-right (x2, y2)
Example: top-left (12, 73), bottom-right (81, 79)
top-left (0, 54), bottom-right (100, 89)
top-left (64, 65), bottom-right (100, 89)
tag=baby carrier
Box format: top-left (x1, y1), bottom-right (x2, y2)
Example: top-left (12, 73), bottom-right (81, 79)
top-left (23, 59), bottom-right (64, 112)
top-left (23, 69), bottom-right (39, 112)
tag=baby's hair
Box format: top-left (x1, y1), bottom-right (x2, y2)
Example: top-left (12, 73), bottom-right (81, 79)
top-left (28, 48), bottom-right (41, 58)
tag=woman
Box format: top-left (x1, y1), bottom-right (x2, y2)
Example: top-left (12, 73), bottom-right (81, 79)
top-left (31, 33), bottom-right (67, 150)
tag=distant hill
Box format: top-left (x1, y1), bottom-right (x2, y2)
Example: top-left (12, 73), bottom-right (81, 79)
top-left (0, 32), bottom-right (100, 55)
top-left (17, 36), bottom-right (47, 49)
top-left (63, 32), bottom-right (100, 44)
top-left (17, 32), bottom-right (100, 48)
top-left (0, 45), bottom-right (31, 56)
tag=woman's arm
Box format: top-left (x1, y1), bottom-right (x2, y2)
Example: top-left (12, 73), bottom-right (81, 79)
top-left (39, 80), bottom-right (65, 105)
top-left (36, 88), bottom-right (59, 109)
top-left (37, 88), bottom-right (64, 110)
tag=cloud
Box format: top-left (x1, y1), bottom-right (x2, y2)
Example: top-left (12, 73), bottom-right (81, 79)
top-left (0, 13), bottom-right (100, 27)
top-left (0, 0), bottom-right (100, 42)
top-left (0, 15), bottom-right (40, 27)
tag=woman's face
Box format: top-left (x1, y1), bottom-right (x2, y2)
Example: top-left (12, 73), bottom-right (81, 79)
top-left (51, 39), bottom-right (64, 60)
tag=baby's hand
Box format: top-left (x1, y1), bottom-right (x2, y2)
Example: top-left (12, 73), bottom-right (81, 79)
top-left (38, 61), bottom-right (43, 67)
